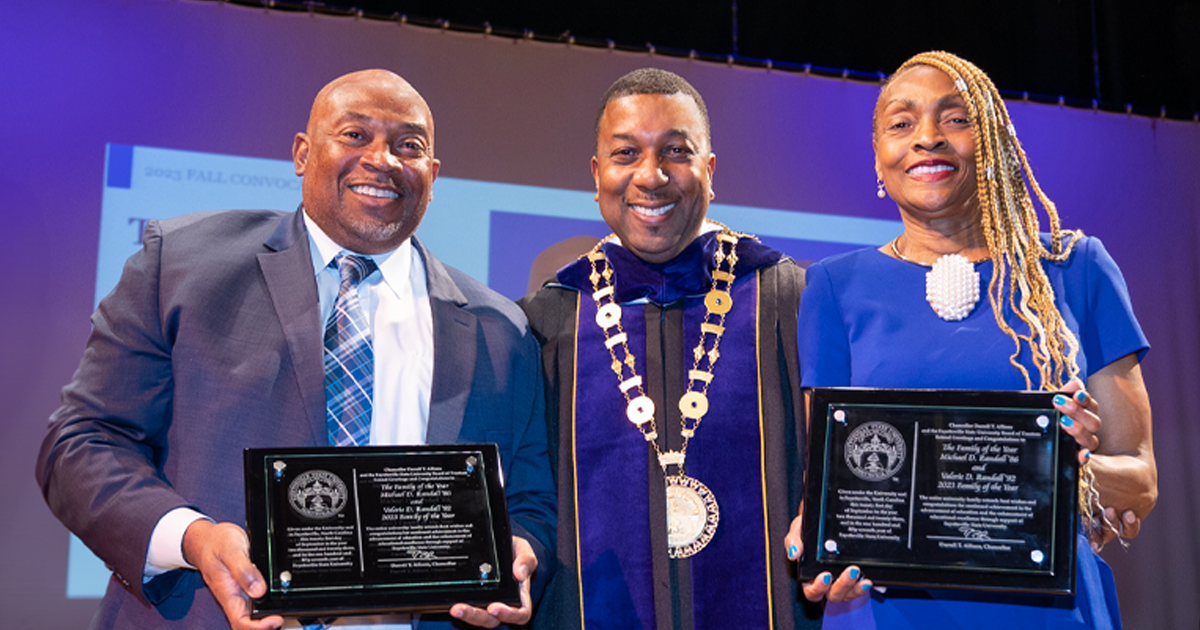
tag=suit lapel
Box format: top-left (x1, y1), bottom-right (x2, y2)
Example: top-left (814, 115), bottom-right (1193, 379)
top-left (414, 237), bottom-right (476, 445)
top-left (258, 210), bottom-right (325, 445)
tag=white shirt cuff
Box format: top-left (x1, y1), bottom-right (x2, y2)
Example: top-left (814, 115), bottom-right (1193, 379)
top-left (144, 507), bottom-right (210, 578)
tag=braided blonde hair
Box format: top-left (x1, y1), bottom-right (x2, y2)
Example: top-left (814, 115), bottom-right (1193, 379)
top-left (876, 51), bottom-right (1085, 392)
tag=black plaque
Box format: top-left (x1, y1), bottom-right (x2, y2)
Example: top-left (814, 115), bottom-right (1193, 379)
top-left (244, 444), bottom-right (519, 618)
top-left (800, 388), bottom-right (1078, 595)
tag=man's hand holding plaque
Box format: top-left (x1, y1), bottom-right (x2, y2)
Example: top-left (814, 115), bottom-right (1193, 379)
top-left (181, 520), bottom-right (533, 630)
top-left (183, 519), bottom-right (284, 630)
top-left (449, 535), bottom-right (536, 627)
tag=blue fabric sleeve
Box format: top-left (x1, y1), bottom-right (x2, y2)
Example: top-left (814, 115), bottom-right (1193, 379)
top-left (799, 261), bottom-right (852, 387)
top-left (1075, 237), bottom-right (1150, 374)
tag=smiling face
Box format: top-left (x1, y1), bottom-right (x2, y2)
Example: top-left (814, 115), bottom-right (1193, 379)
top-left (592, 93), bottom-right (715, 264)
top-left (294, 70), bottom-right (440, 254)
top-left (873, 65), bottom-right (979, 225)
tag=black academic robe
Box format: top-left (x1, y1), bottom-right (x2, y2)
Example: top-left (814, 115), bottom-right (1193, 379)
top-left (520, 231), bottom-right (822, 630)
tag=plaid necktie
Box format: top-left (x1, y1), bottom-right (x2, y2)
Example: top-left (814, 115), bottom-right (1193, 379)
top-left (324, 253), bottom-right (378, 447)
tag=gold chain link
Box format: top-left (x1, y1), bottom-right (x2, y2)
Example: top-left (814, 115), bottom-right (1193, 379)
top-left (587, 225), bottom-right (745, 477)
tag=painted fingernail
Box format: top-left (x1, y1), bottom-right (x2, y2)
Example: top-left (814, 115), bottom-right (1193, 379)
top-left (788, 545), bottom-right (798, 559)
top-left (1075, 391), bottom-right (1087, 402)
top-left (849, 567), bottom-right (860, 580)
top-left (1060, 416), bottom-right (1074, 428)
top-left (1124, 511), bottom-right (1137, 524)
top-left (1083, 450), bottom-right (1090, 460)
top-left (861, 582), bottom-right (872, 592)
top-left (1053, 394), bottom-right (1068, 406)
top-left (823, 574), bottom-right (832, 585)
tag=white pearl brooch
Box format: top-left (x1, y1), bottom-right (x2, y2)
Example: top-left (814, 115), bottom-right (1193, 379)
top-left (925, 254), bottom-right (980, 321)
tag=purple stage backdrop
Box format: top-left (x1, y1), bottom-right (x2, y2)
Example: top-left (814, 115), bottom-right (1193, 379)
top-left (4, 1), bottom-right (1199, 628)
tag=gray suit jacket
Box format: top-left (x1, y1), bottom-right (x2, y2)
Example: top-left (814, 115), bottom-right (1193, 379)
top-left (37, 209), bottom-right (554, 628)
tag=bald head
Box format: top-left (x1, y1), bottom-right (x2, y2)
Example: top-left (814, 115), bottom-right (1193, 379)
top-left (307, 69), bottom-right (435, 153)
top-left (293, 69), bottom-right (440, 254)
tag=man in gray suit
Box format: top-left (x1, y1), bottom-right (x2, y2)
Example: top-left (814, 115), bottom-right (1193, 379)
top-left (37, 69), bottom-right (554, 630)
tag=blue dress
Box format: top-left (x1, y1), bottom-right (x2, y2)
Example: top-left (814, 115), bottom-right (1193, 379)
top-left (799, 236), bottom-right (1148, 630)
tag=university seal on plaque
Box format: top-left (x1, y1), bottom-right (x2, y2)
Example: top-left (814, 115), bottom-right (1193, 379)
top-left (844, 420), bottom-right (906, 482)
top-left (288, 469), bottom-right (348, 520)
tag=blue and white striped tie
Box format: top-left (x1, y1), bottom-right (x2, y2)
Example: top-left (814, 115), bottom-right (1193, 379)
top-left (324, 253), bottom-right (377, 448)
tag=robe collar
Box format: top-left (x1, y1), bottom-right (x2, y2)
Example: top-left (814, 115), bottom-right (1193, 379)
top-left (555, 226), bottom-right (785, 306)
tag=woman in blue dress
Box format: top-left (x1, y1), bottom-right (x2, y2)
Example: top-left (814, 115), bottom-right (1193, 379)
top-left (783, 52), bottom-right (1157, 629)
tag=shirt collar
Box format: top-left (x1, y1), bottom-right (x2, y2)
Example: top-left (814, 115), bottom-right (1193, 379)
top-left (302, 209), bottom-right (413, 299)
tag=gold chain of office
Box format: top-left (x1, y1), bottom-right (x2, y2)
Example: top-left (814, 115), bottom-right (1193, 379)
top-left (586, 224), bottom-right (747, 558)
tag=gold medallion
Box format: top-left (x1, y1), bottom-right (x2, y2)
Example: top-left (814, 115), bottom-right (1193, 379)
top-left (666, 475), bottom-right (720, 558)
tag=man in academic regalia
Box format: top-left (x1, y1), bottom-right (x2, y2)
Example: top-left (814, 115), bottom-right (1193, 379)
top-left (519, 68), bottom-right (820, 630)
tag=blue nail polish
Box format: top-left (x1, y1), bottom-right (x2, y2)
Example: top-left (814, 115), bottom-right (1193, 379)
top-left (1084, 450), bottom-right (1091, 461)
top-left (823, 574), bottom-right (832, 585)
top-left (849, 567), bottom-right (860, 580)
top-left (1075, 391), bottom-right (1087, 402)
top-left (862, 582), bottom-right (872, 592)
top-left (1053, 394), bottom-right (1068, 406)
top-left (788, 545), bottom-right (798, 559)
top-left (1060, 416), bottom-right (1074, 428)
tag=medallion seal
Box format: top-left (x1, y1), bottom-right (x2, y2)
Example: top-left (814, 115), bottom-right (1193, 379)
top-left (666, 475), bottom-right (720, 558)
